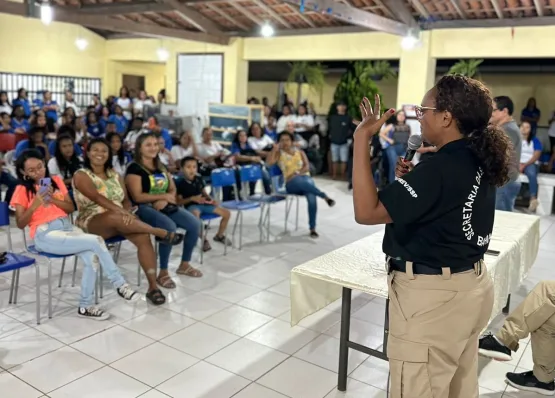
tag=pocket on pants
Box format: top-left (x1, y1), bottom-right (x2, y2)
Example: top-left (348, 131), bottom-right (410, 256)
top-left (388, 335), bottom-right (433, 398)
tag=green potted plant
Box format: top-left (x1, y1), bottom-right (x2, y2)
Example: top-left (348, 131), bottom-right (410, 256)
top-left (329, 61), bottom-right (383, 120)
top-left (287, 61), bottom-right (326, 106)
top-left (447, 59), bottom-right (483, 78)
top-left (360, 60), bottom-right (397, 82)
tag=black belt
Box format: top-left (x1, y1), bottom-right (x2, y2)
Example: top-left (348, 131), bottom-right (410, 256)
top-left (388, 258), bottom-right (476, 275)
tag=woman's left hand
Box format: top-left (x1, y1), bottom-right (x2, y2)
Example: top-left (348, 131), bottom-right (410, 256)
top-left (354, 95), bottom-right (395, 140)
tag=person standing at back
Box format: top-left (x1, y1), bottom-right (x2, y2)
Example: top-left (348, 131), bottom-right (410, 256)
top-left (328, 101), bottom-right (354, 181)
top-left (490, 96), bottom-right (522, 212)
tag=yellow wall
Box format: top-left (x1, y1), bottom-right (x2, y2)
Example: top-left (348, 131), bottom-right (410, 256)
top-left (105, 61), bottom-right (165, 98)
top-left (0, 14), bottom-right (105, 79)
top-left (105, 38), bottom-right (247, 104)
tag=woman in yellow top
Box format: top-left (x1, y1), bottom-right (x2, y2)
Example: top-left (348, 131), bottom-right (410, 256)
top-left (73, 137), bottom-right (184, 306)
top-left (267, 131), bottom-right (335, 238)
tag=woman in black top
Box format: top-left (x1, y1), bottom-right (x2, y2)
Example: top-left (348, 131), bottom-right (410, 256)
top-left (125, 132), bottom-right (202, 286)
top-left (351, 75), bottom-right (512, 397)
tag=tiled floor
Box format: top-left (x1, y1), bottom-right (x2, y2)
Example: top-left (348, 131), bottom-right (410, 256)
top-left (0, 178), bottom-right (554, 398)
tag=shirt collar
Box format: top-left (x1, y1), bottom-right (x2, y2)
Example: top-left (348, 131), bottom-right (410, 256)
top-left (437, 138), bottom-right (468, 154)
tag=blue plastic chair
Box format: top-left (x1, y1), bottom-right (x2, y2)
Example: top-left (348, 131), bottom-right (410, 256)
top-left (268, 165), bottom-right (300, 232)
top-left (240, 165), bottom-right (286, 242)
top-left (211, 168), bottom-right (260, 250)
top-left (0, 203), bottom-right (40, 324)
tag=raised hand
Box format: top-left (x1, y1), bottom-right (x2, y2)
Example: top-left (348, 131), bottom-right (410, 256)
top-left (354, 94), bottom-right (395, 140)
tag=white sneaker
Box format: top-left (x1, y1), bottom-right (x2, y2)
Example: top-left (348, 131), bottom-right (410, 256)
top-left (78, 306), bottom-right (110, 321)
top-left (117, 283), bottom-right (139, 301)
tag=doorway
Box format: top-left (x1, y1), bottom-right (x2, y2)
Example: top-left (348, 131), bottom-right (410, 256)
top-left (122, 74), bottom-right (145, 98)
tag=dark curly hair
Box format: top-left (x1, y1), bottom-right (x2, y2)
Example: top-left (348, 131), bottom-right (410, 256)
top-left (434, 75), bottom-right (511, 187)
top-left (84, 137), bottom-right (113, 173)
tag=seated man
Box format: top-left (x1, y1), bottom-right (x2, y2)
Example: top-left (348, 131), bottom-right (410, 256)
top-left (479, 281), bottom-right (555, 395)
top-left (176, 156), bottom-right (232, 252)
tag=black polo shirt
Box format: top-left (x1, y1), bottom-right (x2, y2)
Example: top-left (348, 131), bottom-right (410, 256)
top-left (328, 114), bottom-right (354, 145)
top-left (378, 139), bottom-right (496, 269)
top-left (176, 176), bottom-right (205, 207)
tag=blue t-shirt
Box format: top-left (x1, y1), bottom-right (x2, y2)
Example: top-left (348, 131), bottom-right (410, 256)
top-left (109, 115), bottom-right (128, 134)
top-left (11, 118), bottom-right (30, 133)
top-left (87, 123), bottom-right (104, 138)
top-left (264, 128), bottom-right (277, 142)
top-left (47, 141), bottom-right (83, 157)
top-left (521, 108), bottom-right (541, 131)
top-left (159, 128), bottom-right (172, 150)
top-left (231, 141), bottom-right (254, 155)
top-left (34, 99), bottom-right (59, 122)
top-left (12, 98), bottom-right (31, 118)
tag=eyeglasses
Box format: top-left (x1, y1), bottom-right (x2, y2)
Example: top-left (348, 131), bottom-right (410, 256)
top-left (25, 163), bottom-right (44, 175)
top-left (415, 106), bottom-right (436, 121)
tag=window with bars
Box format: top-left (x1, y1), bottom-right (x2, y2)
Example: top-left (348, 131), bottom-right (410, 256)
top-left (0, 72), bottom-right (101, 109)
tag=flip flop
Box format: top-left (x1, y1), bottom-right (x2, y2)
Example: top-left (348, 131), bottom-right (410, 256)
top-left (176, 265), bottom-right (203, 278)
top-left (156, 274), bottom-right (176, 289)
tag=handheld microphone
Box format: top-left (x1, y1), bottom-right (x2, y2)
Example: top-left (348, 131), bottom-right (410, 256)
top-left (404, 135), bottom-right (423, 162)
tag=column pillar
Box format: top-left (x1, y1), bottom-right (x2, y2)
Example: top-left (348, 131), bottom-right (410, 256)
top-left (396, 31), bottom-right (436, 109)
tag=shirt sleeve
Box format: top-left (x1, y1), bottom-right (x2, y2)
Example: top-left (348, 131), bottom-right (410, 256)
top-left (533, 137), bottom-right (543, 151)
top-left (230, 143), bottom-right (240, 154)
top-left (378, 160), bottom-right (442, 225)
top-left (10, 185), bottom-right (29, 210)
top-left (125, 162), bottom-right (142, 176)
top-left (52, 176), bottom-right (68, 195)
top-left (48, 158), bottom-right (60, 176)
top-left (162, 129), bottom-right (172, 150)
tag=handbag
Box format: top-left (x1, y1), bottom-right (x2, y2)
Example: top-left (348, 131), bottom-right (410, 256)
top-left (160, 203), bottom-right (179, 215)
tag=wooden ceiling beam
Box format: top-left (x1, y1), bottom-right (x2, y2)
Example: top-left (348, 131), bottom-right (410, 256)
top-left (205, 3), bottom-right (249, 31)
top-left (490, 0), bottom-right (504, 19)
top-left (409, 0), bottom-right (430, 19)
top-left (286, 3), bottom-right (315, 27)
top-left (78, 1), bottom-right (172, 15)
top-left (155, 0), bottom-right (223, 33)
top-left (532, 0), bottom-right (544, 17)
top-left (0, 0), bottom-right (229, 44)
top-left (282, 0), bottom-right (411, 36)
top-left (448, 0), bottom-right (466, 19)
top-left (382, 0), bottom-right (418, 27)
top-left (253, 0), bottom-right (292, 29)
top-left (229, 2), bottom-right (262, 26)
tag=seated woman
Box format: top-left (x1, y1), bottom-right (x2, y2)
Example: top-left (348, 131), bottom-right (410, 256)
top-left (108, 105), bottom-right (128, 135)
top-left (231, 129), bottom-right (271, 195)
top-left (47, 133), bottom-right (82, 190)
top-left (267, 132), bottom-right (335, 238)
top-left (60, 107), bottom-right (85, 143)
top-left (126, 132), bottom-right (202, 282)
top-left (197, 127), bottom-right (232, 169)
top-left (519, 121), bottom-right (542, 212)
top-left (73, 138), bottom-right (184, 305)
top-left (247, 122), bottom-right (274, 157)
top-left (170, 130), bottom-right (198, 164)
top-left (177, 156), bottom-right (231, 252)
top-left (15, 126), bottom-right (49, 160)
top-left (11, 105), bottom-right (30, 135)
top-left (11, 149), bottom-right (138, 320)
top-left (157, 134), bottom-right (177, 174)
top-left (86, 110), bottom-right (104, 139)
top-left (106, 132), bottom-right (131, 176)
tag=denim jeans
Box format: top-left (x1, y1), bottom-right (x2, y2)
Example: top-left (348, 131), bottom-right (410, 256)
top-left (385, 144), bottom-right (406, 184)
top-left (136, 205), bottom-right (200, 269)
top-left (0, 171), bottom-right (17, 205)
top-left (496, 181), bottom-right (522, 211)
top-left (523, 164), bottom-right (539, 197)
top-left (285, 175), bottom-right (327, 230)
top-left (33, 218), bottom-right (126, 308)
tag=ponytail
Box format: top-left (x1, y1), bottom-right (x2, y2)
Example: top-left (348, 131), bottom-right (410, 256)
top-left (466, 124), bottom-right (512, 188)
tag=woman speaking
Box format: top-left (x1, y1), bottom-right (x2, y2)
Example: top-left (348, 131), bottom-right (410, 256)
top-left (352, 75), bottom-right (511, 398)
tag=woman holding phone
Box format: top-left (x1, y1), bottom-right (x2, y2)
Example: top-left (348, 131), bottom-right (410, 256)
top-left (11, 149), bottom-right (138, 321)
top-left (73, 138), bottom-right (183, 305)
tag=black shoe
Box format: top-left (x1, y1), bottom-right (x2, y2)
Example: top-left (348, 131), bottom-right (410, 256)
top-left (478, 333), bottom-right (512, 361)
top-left (348, 183), bottom-right (353, 190)
top-left (325, 198), bottom-right (336, 207)
top-left (506, 371), bottom-right (555, 396)
top-left (77, 306), bottom-right (110, 321)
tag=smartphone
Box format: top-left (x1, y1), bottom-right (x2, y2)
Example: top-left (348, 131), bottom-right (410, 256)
top-left (39, 178), bottom-right (51, 202)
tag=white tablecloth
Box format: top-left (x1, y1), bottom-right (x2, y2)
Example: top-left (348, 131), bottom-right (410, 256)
top-left (290, 211), bottom-right (540, 326)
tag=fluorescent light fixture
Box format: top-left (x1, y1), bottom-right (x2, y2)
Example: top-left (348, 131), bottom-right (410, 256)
top-left (75, 38), bottom-right (88, 51)
top-left (261, 23), bottom-right (274, 38)
top-left (157, 47), bottom-right (169, 62)
top-left (40, 2), bottom-right (53, 26)
top-left (401, 34), bottom-right (419, 50)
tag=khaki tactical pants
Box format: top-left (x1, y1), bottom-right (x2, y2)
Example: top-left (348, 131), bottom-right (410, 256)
top-left (387, 261), bottom-right (494, 398)
top-left (496, 280), bottom-right (555, 383)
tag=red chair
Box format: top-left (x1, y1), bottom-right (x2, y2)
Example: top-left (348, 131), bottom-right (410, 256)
top-left (0, 133), bottom-right (16, 152)
top-left (15, 133), bottom-right (28, 144)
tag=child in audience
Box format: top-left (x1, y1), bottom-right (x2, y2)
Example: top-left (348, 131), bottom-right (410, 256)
top-left (0, 112), bottom-right (12, 133)
top-left (176, 156), bottom-right (231, 252)
top-left (48, 133), bottom-right (82, 189)
top-left (86, 111), bottom-right (104, 139)
top-left (11, 149), bottom-right (138, 320)
top-left (11, 105), bottom-right (30, 134)
top-left (106, 132), bottom-right (131, 176)
top-left (109, 105), bottom-right (128, 134)
top-left (157, 135), bottom-right (177, 173)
